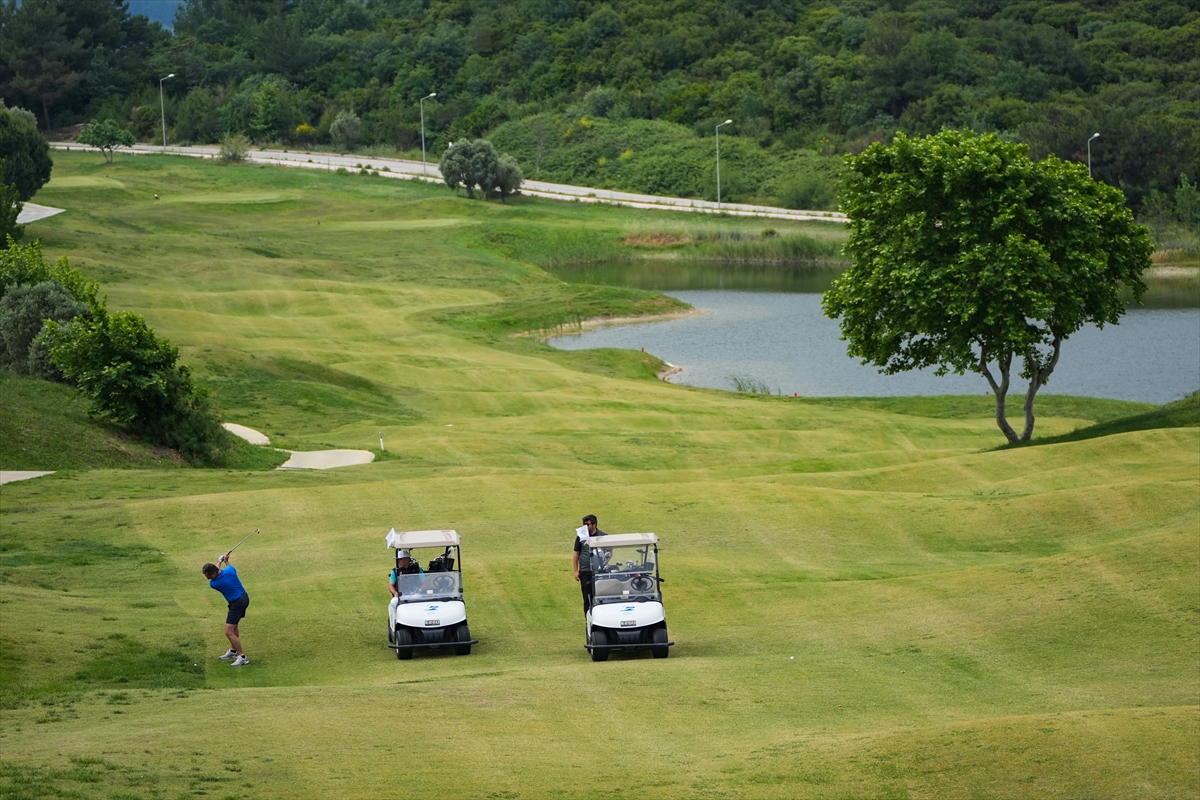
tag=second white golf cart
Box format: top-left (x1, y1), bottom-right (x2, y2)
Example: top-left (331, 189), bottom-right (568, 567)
top-left (385, 528), bottom-right (478, 660)
top-left (585, 532), bottom-right (674, 661)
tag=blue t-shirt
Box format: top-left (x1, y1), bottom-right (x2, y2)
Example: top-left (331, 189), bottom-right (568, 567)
top-left (209, 565), bottom-right (246, 602)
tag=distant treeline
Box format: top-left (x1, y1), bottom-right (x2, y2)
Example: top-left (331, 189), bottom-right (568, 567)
top-left (1, 0), bottom-right (1197, 207)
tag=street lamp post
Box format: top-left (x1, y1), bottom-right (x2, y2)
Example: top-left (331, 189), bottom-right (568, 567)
top-left (715, 119), bottom-right (732, 210)
top-left (420, 93), bottom-right (437, 176)
top-left (1087, 132), bottom-right (1100, 178)
top-left (159, 73), bottom-right (175, 148)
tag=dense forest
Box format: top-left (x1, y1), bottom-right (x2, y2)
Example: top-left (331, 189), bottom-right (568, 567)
top-left (1, 0), bottom-right (1198, 211)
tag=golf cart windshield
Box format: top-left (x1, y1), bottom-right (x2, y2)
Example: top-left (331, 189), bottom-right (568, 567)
top-left (394, 569), bottom-right (462, 602)
top-left (393, 543), bottom-right (462, 603)
top-left (592, 544), bottom-right (659, 604)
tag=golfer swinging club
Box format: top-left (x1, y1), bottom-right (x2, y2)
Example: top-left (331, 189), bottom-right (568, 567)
top-left (202, 552), bottom-right (250, 667)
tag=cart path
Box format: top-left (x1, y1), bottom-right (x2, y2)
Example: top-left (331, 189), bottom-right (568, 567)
top-left (222, 423), bottom-right (374, 470)
top-left (50, 143), bottom-right (848, 224)
top-left (0, 471), bottom-right (55, 485)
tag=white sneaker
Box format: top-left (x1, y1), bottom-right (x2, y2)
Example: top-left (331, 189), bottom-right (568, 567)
top-left (230, 655), bottom-right (250, 667)
top-left (218, 649), bottom-right (237, 660)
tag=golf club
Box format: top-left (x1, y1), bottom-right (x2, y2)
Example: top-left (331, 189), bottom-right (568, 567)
top-left (222, 528), bottom-right (260, 560)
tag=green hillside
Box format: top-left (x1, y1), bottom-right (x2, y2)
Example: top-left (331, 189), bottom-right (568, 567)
top-left (0, 151), bottom-right (1195, 799)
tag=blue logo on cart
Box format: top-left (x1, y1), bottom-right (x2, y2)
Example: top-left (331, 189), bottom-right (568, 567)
top-left (426, 605), bottom-right (440, 612)
top-left (623, 606), bottom-right (636, 612)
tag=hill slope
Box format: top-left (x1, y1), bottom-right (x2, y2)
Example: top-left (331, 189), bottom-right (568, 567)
top-left (0, 151), bottom-right (1194, 799)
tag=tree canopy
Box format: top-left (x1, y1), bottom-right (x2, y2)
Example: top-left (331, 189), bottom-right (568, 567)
top-left (440, 139), bottom-right (501, 199)
top-left (823, 130), bottom-right (1153, 443)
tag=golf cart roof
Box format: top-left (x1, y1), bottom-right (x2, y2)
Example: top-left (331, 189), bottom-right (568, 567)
top-left (385, 528), bottom-right (460, 549)
top-left (590, 533), bottom-right (658, 547)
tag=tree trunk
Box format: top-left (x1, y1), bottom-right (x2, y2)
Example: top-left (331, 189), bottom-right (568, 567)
top-left (41, 97), bottom-right (52, 132)
top-left (1020, 334), bottom-right (1063, 441)
top-left (980, 347), bottom-right (1020, 444)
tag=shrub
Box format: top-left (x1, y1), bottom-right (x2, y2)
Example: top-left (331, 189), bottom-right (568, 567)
top-left (0, 238), bottom-right (98, 306)
top-left (775, 169), bottom-right (838, 210)
top-left (0, 280), bottom-right (89, 379)
top-left (330, 110), bottom-right (362, 151)
top-left (218, 133), bottom-right (250, 163)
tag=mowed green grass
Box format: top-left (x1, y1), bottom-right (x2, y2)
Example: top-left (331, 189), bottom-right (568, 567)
top-left (0, 151), bottom-right (1196, 799)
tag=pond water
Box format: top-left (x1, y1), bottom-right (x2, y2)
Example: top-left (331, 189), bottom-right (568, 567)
top-left (547, 262), bottom-right (1200, 403)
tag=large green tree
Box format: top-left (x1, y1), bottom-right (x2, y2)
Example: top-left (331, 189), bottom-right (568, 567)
top-left (823, 130), bottom-right (1153, 444)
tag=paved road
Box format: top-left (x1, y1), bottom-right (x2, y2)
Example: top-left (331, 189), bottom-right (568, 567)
top-left (51, 142), bottom-right (848, 224)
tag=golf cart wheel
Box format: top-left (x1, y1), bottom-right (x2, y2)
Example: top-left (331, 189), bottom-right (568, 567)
top-left (454, 624), bottom-right (472, 656)
top-left (394, 626), bottom-right (412, 660)
top-left (590, 629), bottom-right (610, 662)
top-left (651, 627), bottom-right (669, 659)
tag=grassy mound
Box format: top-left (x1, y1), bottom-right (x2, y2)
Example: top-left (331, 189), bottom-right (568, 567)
top-left (0, 372), bottom-right (186, 470)
top-left (0, 372), bottom-right (289, 471)
top-left (1025, 390), bottom-right (1200, 446)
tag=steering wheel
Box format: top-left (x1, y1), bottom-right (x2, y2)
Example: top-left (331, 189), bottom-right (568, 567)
top-left (630, 574), bottom-right (654, 593)
top-left (428, 574), bottom-right (456, 593)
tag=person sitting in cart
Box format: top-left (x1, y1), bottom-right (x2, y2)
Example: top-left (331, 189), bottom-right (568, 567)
top-left (389, 549), bottom-right (423, 599)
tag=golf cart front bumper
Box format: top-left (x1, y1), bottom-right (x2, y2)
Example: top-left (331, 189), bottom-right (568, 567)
top-left (584, 639), bottom-right (674, 653)
top-left (389, 634), bottom-right (480, 652)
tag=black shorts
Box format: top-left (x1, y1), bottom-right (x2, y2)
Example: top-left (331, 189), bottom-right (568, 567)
top-left (226, 593), bottom-right (249, 624)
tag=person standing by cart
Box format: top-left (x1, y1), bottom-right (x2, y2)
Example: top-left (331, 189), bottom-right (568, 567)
top-left (573, 514), bottom-right (606, 614)
top-left (202, 553), bottom-right (250, 667)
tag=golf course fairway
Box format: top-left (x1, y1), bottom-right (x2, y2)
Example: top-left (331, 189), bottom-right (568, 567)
top-left (1, 151), bottom-right (1196, 799)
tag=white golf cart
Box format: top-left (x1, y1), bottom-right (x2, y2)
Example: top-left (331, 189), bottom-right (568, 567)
top-left (585, 533), bottom-right (673, 662)
top-left (385, 528), bottom-right (478, 660)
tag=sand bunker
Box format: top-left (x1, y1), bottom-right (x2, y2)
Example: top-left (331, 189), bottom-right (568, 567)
top-left (223, 423), bottom-right (374, 470)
